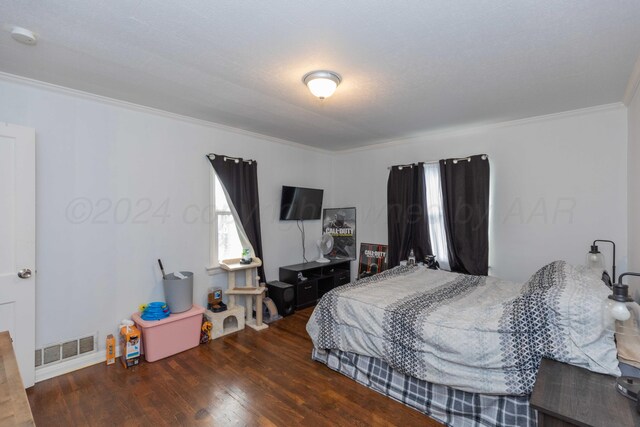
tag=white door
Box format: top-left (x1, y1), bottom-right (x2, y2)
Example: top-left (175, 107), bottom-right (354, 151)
top-left (0, 123), bottom-right (35, 388)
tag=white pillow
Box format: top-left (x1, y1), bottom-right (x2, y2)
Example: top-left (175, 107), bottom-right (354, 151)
top-left (523, 261), bottom-right (620, 376)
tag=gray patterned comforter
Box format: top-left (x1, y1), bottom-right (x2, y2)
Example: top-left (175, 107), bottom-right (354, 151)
top-left (307, 261), bottom-right (620, 395)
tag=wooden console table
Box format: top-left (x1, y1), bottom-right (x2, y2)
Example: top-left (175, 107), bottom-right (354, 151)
top-left (0, 331), bottom-right (35, 426)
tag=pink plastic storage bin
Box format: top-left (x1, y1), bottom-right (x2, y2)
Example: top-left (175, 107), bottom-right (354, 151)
top-left (132, 304), bottom-right (204, 362)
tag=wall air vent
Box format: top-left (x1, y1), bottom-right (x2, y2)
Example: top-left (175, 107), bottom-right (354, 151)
top-left (35, 333), bottom-right (98, 367)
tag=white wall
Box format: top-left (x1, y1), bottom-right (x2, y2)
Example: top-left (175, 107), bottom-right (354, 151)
top-left (332, 106), bottom-right (628, 282)
top-left (0, 77), bottom-right (332, 351)
top-left (0, 75), bottom-right (630, 356)
top-left (628, 80), bottom-right (640, 288)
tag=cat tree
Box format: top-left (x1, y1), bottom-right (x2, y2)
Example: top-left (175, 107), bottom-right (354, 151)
top-left (219, 257), bottom-right (268, 331)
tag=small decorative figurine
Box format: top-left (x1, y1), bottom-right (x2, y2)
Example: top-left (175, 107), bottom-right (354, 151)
top-left (200, 318), bottom-right (212, 344)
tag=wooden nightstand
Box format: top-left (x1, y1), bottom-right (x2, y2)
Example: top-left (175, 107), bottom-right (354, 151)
top-left (530, 358), bottom-right (640, 426)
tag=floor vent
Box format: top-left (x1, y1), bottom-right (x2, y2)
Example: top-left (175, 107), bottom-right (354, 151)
top-left (36, 333), bottom-right (98, 368)
top-left (43, 345), bottom-right (61, 364)
top-left (62, 341), bottom-right (78, 359)
top-left (79, 336), bottom-right (95, 354)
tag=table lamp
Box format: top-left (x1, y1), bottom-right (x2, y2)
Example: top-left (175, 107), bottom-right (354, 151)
top-left (587, 239), bottom-right (616, 284)
top-left (603, 272), bottom-right (640, 411)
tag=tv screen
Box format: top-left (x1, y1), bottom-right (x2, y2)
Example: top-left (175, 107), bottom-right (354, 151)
top-left (279, 186), bottom-right (324, 220)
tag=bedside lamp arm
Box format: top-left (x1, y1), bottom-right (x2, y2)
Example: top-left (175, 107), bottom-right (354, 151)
top-left (611, 272), bottom-right (640, 305)
top-left (618, 272), bottom-right (640, 286)
top-left (594, 239), bottom-right (616, 283)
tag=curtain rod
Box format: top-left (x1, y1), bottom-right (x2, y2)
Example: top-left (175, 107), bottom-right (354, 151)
top-left (387, 160), bottom-right (437, 170)
top-left (387, 155), bottom-right (488, 170)
top-left (206, 153), bottom-right (255, 164)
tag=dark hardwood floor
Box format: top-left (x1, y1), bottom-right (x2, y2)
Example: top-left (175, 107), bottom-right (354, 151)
top-left (27, 307), bottom-right (441, 426)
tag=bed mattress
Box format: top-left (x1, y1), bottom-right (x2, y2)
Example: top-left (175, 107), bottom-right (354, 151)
top-left (307, 261), bottom-right (619, 395)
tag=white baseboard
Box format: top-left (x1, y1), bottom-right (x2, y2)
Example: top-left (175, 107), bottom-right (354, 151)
top-left (35, 346), bottom-right (121, 383)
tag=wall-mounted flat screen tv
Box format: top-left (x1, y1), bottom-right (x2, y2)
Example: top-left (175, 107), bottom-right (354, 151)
top-left (279, 186), bottom-right (324, 220)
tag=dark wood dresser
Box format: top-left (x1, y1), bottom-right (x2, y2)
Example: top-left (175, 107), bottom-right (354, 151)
top-left (279, 259), bottom-right (351, 309)
top-left (530, 358), bottom-right (640, 427)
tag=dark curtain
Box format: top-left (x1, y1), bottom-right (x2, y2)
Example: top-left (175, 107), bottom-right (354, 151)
top-left (387, 163), bottom-right (432, 267)
top-left (439, 154), bottom-right (490, 275)
top-left (208, 154), bottom-right (266, 282)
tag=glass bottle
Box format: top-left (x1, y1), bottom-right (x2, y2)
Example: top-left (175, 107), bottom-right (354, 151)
top-left (408, 249), bottom-right (416, 266)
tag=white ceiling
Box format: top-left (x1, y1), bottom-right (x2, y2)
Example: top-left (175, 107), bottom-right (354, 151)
top-left (1, 1), bottom-right (640, 151)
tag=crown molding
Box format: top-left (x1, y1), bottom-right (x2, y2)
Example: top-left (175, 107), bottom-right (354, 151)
top-left (624, 53), bottom-right (640, 106)
top-left (336, 102), bottom-right (625, 154)
top-left (0, 71), bottom-right (628, 156)
top-left (0, 71), bottom-right (332, 155)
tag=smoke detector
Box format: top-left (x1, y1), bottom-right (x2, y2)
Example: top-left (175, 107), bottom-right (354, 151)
top-left (11, 27), bottom-right (38, 45)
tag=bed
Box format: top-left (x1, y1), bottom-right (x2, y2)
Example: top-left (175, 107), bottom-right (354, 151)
top-left (306, 261), bottom-right (621, 426)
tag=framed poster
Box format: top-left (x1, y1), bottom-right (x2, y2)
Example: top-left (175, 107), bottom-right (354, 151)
top-left (322, 207), bottom-right (356, 260)
top-left (358, 243), bottom-right (388, 279)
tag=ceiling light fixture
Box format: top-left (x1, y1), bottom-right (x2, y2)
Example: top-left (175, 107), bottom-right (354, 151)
top-left (303, 70), bottom-right (341, 100)
top-left (11, 27), bottom-right (38, 45)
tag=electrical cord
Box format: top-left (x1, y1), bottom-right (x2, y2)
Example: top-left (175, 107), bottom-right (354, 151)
top-left (297, 219), bottom-right (308, 263)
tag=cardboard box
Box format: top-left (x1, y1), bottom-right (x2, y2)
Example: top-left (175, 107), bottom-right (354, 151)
top-left (120, 323), bottom-right (141, 368)
top-left (106, 334), bottom-right (116, 365)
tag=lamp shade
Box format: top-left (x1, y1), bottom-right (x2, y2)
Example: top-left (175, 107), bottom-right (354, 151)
top-left (303, 70), bottom-right (341, 99)
top-left (587, 245), bottom-right (606, 272)
top-left (603, 275), bottom-right (637, 328)
top-left (610, 300), bottom-right (632, 321)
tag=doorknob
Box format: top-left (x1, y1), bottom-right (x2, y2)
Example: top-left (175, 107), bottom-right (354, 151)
top-left (17, 268), bottom-right (32, 279)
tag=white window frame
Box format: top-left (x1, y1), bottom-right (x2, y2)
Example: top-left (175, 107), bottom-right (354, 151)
top-left (209, 169), bottom-right (223, 270)
top-left (208, 168), bottom-right (251, 274)
top-left (424, 163), bottom-right (451, 271)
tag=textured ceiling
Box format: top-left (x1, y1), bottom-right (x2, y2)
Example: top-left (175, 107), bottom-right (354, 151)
top-left (1, 1), bottom-right (640, 150)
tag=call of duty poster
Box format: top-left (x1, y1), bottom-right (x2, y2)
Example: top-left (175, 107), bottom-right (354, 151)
top-left (322, 207), bottom-right (356, 260)
top-left (358, 243), bottom-right (388, 279)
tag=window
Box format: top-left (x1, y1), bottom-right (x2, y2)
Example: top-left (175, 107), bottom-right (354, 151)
top-left (210, 171), bottom-right (249, 267)
top-left (424, 163), bottom-right (450, 270)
